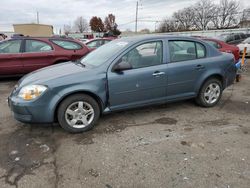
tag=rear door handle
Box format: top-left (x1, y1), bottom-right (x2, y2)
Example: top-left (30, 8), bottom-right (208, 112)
top-left (152, 71), bottom-right (165, 76)
top-left (195, 64), bottom-right (205, 70)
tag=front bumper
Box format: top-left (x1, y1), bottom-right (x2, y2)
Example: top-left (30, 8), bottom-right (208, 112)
top-left (8, 90), bottom-right (60, 124)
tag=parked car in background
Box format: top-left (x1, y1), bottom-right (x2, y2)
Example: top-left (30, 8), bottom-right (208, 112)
top-left (237, 37), bottom-right (250, 57)
top-left (0, 36), bottom-right (90, 76)
top-left (85, 38), bottom-right (112, 50)
top-left (217, 33), bottom-right (247, 45)
top-left (202, 37), bottom-right (240, 62)
top-left (8, 35), bottom-right (236, 133)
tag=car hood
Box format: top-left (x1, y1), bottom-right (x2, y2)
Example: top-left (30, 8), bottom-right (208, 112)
top-left (18, 62), bottom-right (89, 87)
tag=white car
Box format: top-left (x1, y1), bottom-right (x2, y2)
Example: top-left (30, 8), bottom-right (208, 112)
top-left (237, 37), bottom-right (250, 57)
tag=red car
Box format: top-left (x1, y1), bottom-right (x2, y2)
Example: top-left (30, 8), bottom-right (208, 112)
top-left (85, 38), bottom-right (112, 50)
top-left (0, 37), bottom-right (90, 76)
top-left (202, 38), bottom-right (240, 62)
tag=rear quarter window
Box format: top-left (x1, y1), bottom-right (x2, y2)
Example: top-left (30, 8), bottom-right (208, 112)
top-left (51, 40), bottom-right (82, 50)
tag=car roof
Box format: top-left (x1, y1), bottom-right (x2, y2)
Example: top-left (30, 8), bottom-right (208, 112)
top-left (118, 34), bottom-right (203, 44)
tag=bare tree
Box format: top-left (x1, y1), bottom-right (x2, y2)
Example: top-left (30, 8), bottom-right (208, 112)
top-left (212, 0), bottom-right (239, 29)
top-left (173, 7), bottom-right (195, 31)
top-left (63, 24), bottom-right (72, 35)
top-left (157, 18), bottom-right (179, 33)
top-left (74, 16), bottom-right (88, 33)
top-left (241, 8), bottom-right (250, 21)
top-left (192, 0), bottom-right (216, 30)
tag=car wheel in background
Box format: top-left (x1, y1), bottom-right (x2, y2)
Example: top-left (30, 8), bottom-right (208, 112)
top-left (196, 78), bottom-right (223, 107)
top-left (57, 94), bottom-right (100, 133)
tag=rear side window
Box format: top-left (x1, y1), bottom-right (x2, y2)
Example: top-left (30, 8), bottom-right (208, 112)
top-left (169, 40), bottom-right (206, 62)
top-left (86, 40), bottom-right (101, 48)
top-left (0, 40), bottom-right (22, 53)
top-left (25, 40), bottom-right (52, 52)
top-left (52, 40), bottom-right (82, 50)
top-left (196, 43), bottom-right (206, 58)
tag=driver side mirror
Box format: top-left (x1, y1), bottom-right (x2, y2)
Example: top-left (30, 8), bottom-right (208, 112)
top-left (113, 60), bottom-right (132, 72)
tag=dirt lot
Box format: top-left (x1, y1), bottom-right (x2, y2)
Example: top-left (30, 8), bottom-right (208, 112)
top-left (0, 64), bottom-right (250, 188)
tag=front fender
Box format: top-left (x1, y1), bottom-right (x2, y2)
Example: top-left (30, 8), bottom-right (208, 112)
top-left (49, 79), bottom-right (108, 120)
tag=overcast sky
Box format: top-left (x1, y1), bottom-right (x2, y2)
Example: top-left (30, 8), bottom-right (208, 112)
top-left (0, 0), bottom-right (249, 33)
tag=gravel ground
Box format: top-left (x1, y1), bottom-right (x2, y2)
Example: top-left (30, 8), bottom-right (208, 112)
top-left (0, 63), bottom-right (249, 188)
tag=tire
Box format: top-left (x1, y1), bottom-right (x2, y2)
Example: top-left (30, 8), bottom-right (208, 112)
top-left (195, 78), bottom-right (223, 107)
top-left (57, 94), bottom-right (100, 133)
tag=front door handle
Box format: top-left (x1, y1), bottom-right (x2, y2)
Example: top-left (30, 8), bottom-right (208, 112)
top-left (152, 71), bottom-right (165, 76)
top-left (195, 64), bottom-right (205, 70)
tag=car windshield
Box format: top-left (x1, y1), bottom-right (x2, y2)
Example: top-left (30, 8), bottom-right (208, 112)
top-left (81, 40), bottom-right (129, 67)
top-left (215, 35), bottom-right (227, 41)
top-left (243, 37), bottom-right (250, 44)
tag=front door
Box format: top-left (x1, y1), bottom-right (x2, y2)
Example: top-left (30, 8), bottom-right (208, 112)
top-left (108, 41), bottom-right (167, 110)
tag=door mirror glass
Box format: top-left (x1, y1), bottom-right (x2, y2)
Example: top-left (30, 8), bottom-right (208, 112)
top-left (113, 60), bottom-right (132, 72)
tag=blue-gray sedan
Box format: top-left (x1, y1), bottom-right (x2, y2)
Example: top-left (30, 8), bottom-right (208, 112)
top-left (8, 35), bottom-right (236, 133)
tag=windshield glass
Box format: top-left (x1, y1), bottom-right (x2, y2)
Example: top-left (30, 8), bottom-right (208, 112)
top-left (243, 37), bottom-right (250, 44)
top-left (81, 40), bottom-right (129, 67)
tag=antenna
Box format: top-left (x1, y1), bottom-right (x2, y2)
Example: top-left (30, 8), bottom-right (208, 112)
top-left (37, 11), bottom-right (40, 24)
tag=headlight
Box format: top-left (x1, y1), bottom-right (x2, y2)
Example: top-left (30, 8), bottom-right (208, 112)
top-left (18, 85), bottom-right (47, 101)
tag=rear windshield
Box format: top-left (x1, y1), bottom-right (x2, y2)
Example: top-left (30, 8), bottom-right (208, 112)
top-left (51, 40), bottom-right (82, 50)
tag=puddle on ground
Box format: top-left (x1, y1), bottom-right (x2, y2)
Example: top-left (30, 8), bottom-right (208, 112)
top-left (154, 117), bottom-right (177, 125)
top-left (200, 119), bottom-right (229, 126)
top-left (219, 100), bottom-right (250, 115)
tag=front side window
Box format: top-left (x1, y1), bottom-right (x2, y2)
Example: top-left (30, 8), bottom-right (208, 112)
top-left (0, 40), bottom-right (22, 53)
top-left (226, 35), bottom-right (234, 42)
top-left (52, 40), bottom-right (82, 50)
top-left (169, 40), bottom-right (206, 62)
top-left (117, 41), bottom-right (163, 69)
top-left (235, 35), bottom-right (240, 40)
top-left (25, 40), bottom-right (52, 52)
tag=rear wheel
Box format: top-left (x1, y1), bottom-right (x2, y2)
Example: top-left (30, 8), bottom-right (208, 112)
top-left (57, 94), bottom-right (100, 133)
top-left (196, 78), bottom-right (222, 107)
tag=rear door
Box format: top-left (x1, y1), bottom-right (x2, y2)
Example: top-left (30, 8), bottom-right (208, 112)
top-left (166, 40), bottom-right (207, 100)
top-left (22, 39), bottom-right (54, 73)
top-left (0, 39), bottom-right (23, 75)
top-left (108, 40), bottom-right (167, 110)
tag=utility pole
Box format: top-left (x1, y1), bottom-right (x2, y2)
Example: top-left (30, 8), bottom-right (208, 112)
top-left (135, 1), bottom-right (138, 33)
top-left (37, 11), bottom-right (39, 24)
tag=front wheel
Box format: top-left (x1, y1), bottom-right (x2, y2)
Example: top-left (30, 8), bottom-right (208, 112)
top-left (196, 78), bottom-right (222, 107)
top-left (57, 94), bottom-right (100, 133)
